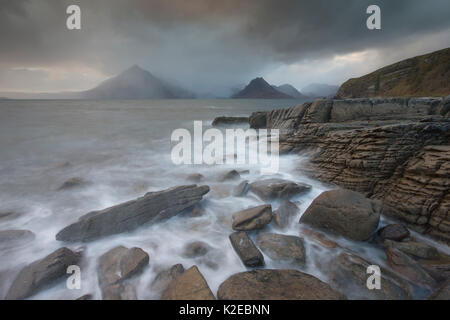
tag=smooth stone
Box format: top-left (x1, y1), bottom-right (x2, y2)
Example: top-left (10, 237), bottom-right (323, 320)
top-left (151, 264), bottom-right (185, 294)
top-left (217, 269), bottom-right (346, 300)
top-left (299, 189), bottom-right (381, 241)
top-left (232, 180), bottom-right (249, 197)
top-left (182, 241), bottom-right (212, 258)
top-left (0, 229), bottom-right (35, 248)
top-left (256, 233), bottom-right (306, 267)
top-left (383, 240), bottom-right (440, 260)
top-left (377, 224), bottom-right (410, 242)
top-left (232, 204), bottom-right (272, 231)
top-left (249, 179), bottom-right (311, 200)
top-left (273, 200), bottom-right (298, 229)
top-left (219, 170), bottom-right (241, 182)
top-left (186, 173), bottom-right (204, 183)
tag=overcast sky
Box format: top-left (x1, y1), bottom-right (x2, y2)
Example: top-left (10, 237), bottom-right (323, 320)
top-left (0, 0), bottom-right (449, 96)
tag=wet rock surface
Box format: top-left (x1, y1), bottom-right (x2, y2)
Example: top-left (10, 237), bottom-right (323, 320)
top-left (252, 97), bottom-right (450, 243)
top-left (212, 116), bottom-right (249, 127)
top-left (249, 179), bottom-right (311, 200)
top-left (377, 224), bottom-right (410, 242)
top-left (256, 233), bottom-right (306, 267)
top-left (0, 230), bottom-right (35, 248)
top-left (273, 200), bottom-right (298, 229)
top-left (97, 246), bottom-right (149, 300)
top-left (182, 241), bottom-right (212, 258)
top-left (229, 231), bottom-right (264, 267)
top-left (300, 189), bottom-right (381, 241)
top-left (56, 185), bottom-right (210, 242)
top-left (232, 204), bottom-right (272, 231)
top-left (151, 264), bottom-right (185, 295)
top-left (161, 266), bottom-right (215, 300)
top-left (6, 247), bottom-right (82, 300)
top-left (232, 180), bottom-right (249, 197)
top-left (217, 269), bottom-right (346, 300)
top-left (383, 240), bottom-right (440, 260)
top-left (328, 251), bottom-right (411, 300)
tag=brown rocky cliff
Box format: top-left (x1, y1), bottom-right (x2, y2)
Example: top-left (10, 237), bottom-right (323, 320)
top-left (250, 96), bottom-right (450, 243)
top-left (336, 48), bottom-right (450, 98)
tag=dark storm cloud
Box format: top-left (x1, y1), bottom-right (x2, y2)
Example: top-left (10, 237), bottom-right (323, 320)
top-left (0, 0), bottom-right (449, 94)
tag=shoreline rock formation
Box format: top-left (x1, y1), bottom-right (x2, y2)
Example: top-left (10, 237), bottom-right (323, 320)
top-left (250, 96), bottom-right (450, 243)
top-left (56, 185), bottom-right (210, 242)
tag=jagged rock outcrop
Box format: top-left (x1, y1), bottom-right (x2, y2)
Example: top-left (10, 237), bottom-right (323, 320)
top-left (250, 97), bottom-right (450, 242)
top-left (56, 185), bottom-right (210, 242)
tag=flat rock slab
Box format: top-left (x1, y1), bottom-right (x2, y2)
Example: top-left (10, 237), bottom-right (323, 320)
top-left (329, 251), bottom-right (411, 300)
top-left (229, 232), bottom-right (264, 267)
top-left (300, 189), bottom-right (381, 241)
top-left (98, 246), bottom-right (149, 300)
top-left (386, 247), bottom-right (436, 289)
top-left (161, 266), bottom-right (215, 300)
top-left (56, 185), bottom-right (210, 242)
top-left (256, 233), bottom-right (306, 267)
top-left (232, 204), bottom-right (272, 231)
top-left (217, 269), bottom-right (346, 300)
top-left (250, 179), bottom-right (311, 200)
top-left (384, 240), bottom-right (440, 260)
top-left (6, 247), bottom-right (82, 300)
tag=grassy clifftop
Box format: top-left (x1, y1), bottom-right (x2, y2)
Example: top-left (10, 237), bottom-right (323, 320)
top-left (336, 47), bottom-right (450, 98)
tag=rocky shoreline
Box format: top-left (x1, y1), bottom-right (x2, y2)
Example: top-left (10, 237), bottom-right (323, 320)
top-left (249, 96), bottom-right (450, 244)
top-left (1, 96), bottom-right (449, 300)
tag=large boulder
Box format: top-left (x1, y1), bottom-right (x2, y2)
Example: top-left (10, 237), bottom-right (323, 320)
top-left (229, 231), bottom-right (264, 267)
top-left (299, 189), bottom-right (381, 241)
top-left (161, 266), bottom-right (215, 300)
top-left (328, 252), bottom-right (411, 300)
top-left (249, 179), bottom-right (311, 200)
top-left (255, 233), bottom-right (306, 267)
top-left (232, 205), bottom-right (272, 231)
top-left (56, 185), bottom-right (210, 242)
top-left (217, 269), bottom-right (346, 300)
top-left (97, 246), bottom-right (149, 300)
top-left (6, 247), bottom-right (82, 300)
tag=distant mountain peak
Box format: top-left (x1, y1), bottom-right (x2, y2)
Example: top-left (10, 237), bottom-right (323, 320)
top-left (82, 65), bottom-right (194, 99)
top-left (233, 77), bottom-right (294, 99)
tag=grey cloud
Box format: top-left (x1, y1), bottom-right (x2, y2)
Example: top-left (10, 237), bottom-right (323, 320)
top-left (0, 0), bottom-right (449, 94)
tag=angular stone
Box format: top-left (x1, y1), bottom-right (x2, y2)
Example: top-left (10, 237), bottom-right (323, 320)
top-left (300, 189), bottom-right (381, 241)
top-left (273, 200), bottom-right (298, 229)
top-left (161, 266), bottom-right (215, 300)
top-left (229, 231), bottom-right (264, 267)
top-left (219, 170), bottom-right (241, 182)
top-left (232, 180), bottom-right (249, 197)
top-left (217, 269), bottom-right (346, 300)
top-left (232, 204), bottom-right (272, 231)
top-left (256, 233), bottom-right (306, 267)
top-left (97, 246), bottom-right (149, 300)
top-left (151, 264), bottom-right (185, 294)
top-left (328, 251), bottom-right (411, 300)
top-left (6, 247), bottom-right (82, 300)
top-left (250, 179), bottom-right (311, 200)
top-left (56, 185), bottom-right (210, 242)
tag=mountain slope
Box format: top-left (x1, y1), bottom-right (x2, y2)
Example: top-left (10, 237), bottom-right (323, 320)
top-left (233, 77), bottom-right (293, 99)
top-left (302, 83), bottom-right (339, 98)
top-left (273, 84), bottom-right (308, 98)
top-left (336, 47), bottom-right (450, 98)
top-left (82, 65), bottom-right (194, 99)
